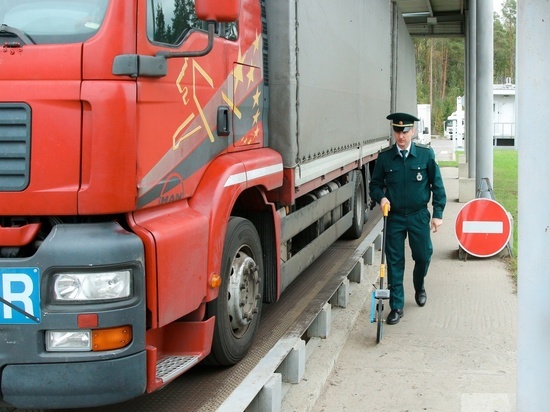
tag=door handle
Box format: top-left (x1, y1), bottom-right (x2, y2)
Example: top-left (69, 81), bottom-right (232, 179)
top-left (217, 106), bottom-right (230, 136)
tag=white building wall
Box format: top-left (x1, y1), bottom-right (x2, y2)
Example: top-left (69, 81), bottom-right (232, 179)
top-left (493, 81), bottom-right (516, 146)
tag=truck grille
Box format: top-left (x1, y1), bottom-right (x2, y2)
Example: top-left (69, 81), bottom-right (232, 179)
top-left (0, 104), bottom-right (31, 191)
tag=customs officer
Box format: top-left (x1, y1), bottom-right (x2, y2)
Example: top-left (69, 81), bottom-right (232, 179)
top-left (369, 112), bottom-right (446, 325)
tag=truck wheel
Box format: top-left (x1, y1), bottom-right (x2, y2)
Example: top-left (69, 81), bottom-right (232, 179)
top-left (206, 217), bottom-right (264, 366)
top-left (364, 167), bottom-right (371, 222)
top-left (343, 170), bottom-right (365, 239)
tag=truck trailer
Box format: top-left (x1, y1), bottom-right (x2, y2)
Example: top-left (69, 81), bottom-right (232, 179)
top-left (0, 0), bottom-right (416, 408)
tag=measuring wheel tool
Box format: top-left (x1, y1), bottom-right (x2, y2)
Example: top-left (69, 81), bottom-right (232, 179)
top-left (370, 203), bottom-right (390, 343)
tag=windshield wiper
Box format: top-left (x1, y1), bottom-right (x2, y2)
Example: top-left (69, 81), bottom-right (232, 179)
top-left (0, 24), bottom-right (36, 45)
top-left (0, 296), bottom-right (40, 323)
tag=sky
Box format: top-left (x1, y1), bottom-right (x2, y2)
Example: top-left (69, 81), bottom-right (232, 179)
top-left (493, 0), bottom-right (503, 14)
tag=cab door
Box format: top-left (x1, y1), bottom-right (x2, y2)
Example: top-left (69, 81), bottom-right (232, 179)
top-left (135, 0), bottom-right (242, 207)
top-left (133, 0), bottom-right (241, 328)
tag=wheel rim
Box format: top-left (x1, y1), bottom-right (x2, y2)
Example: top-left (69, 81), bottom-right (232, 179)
top-left (227, 246), bottom-right (261, 338)
top-left (355, 182), bottom-right (365, 226)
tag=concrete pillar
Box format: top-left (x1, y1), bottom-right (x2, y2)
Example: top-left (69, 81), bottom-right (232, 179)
top-left (364, 245), bottom-right (375, 266)
top-left (276, 339), bottom-right (305, 384)
top-left (330, 278), bottom-right (349, 308)
top-left (307, 302), bottom-right (331, 339)
top-left (466, 1), bottom-right (476, 178)
top-left (374, 232), bottom-right (383, 251)
top-left (475, 0), bottom-right (493, 196)
top-left (517, 1), bottom-right (550, 410)
top-left (348, 258), bottom-right (365, 283)
top-left (246, 374), bottom-right (282, 412)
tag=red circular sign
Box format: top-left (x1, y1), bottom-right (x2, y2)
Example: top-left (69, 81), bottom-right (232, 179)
top-left (455, 198), bottom-right (511, 257)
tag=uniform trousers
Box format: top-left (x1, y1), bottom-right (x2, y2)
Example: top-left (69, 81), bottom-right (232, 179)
top-left (385, 208), bottom-right (433, 310)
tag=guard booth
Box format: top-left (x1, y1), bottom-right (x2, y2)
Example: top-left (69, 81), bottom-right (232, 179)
top-left (493, 78), bottom-right (516, 147)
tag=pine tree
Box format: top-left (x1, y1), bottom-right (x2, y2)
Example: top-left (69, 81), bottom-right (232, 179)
top-left (170, 0), bottom-right (200, 44)
top-left (155, 3), bottom-right (168, 43)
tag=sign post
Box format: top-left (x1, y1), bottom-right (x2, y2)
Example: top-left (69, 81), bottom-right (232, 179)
top-left (455, 198), bottom-right (512, 258)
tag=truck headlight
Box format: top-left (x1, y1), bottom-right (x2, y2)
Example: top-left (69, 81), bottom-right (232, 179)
top-left (53, 270), bottom-right (132, 302)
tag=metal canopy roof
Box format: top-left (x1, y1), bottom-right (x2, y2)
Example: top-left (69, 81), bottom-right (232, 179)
top-left (395, 0), bottom-right (470, 37)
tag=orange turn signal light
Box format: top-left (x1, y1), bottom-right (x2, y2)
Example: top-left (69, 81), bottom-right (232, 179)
top-left (210, 273), bottom-right (222, 289)
top-left (91, 325), bottom-right (132, 351)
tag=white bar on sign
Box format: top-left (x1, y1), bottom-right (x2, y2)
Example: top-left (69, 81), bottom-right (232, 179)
top-left (463, 221), bottom-right (503, 234)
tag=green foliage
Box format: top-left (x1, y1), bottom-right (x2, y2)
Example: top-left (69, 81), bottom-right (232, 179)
top-left (493, 149), bottom-right (518, 279)
top-left (153, 0), bottom-right (199, 45)
top-left (494, 0), bottom-right (517, 82)
top-left (493, 150), bottom-right (518, 251)
top-left (415, 0), bottom-right (516, 135)
top-left (414, 38), bottom-right (465, 135)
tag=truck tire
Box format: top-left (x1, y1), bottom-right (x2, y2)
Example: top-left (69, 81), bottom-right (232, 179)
top-left (206, 217), bottom-right (264, 366)
top-left (364, 167), bottom-right (372, 223)
top-left (343, 170), bottom-right (365, 239)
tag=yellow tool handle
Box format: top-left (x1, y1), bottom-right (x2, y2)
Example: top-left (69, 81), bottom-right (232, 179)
top-left (379, 263), bottom-right (386, 278)
top-left (382, 203), bottom-right (389, 217)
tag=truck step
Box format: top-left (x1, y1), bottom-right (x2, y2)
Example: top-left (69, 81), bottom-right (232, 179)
top-left (156, 355), bottom-right (200, 383)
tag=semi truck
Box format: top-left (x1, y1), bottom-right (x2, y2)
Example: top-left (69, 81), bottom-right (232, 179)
top-left (0, 0), bottom-right (416, 408)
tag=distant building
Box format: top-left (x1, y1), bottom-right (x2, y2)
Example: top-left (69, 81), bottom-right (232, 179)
top-left (443, 79), bottom-right (516, 149)
top-left (493, 78), bottom-right (515, 147)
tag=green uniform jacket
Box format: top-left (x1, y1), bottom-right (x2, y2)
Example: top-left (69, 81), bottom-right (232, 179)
top-left (369, 143), bottom-right (446, 218)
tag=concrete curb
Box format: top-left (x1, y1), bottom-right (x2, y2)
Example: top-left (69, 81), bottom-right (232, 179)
top-left (281, 259), bottom-right (380, 411)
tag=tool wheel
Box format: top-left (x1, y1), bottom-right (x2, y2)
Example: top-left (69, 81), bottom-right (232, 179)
top-left (206, 217), bottom-right (264, 366)
top-left (376, 300), bottom-right (384, 344)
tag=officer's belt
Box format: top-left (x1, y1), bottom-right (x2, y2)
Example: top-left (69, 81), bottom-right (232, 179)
top-left (389, 208), bottom-right (427, 217)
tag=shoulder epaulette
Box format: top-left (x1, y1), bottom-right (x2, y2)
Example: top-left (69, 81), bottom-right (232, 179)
top-left (379, 145), bottom-right (393, 153)
top-left (415, 143), bottom-right (430, 149)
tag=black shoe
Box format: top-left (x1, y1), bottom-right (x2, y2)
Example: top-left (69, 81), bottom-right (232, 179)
top-left (415, 289), bottom-right (427, 307)
top-left (386, 309), bottom-right (404, 325)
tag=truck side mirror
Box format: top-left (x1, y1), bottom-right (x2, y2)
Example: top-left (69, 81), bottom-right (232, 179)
top-left (153, 0), bottom-right (240, 61)
top-left (196, 0), bottom-right (240, 22)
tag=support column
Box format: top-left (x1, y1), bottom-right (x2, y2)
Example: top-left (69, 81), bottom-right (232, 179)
top-left (517, 1), bottom-right (550, 410)
top-left (475, 0), bottom-right (493, 195)
top-left (466, 0), bottom-right (476, 178)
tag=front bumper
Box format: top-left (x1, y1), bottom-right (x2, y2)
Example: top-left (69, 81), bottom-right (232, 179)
top-left (0, 222), bottom-right (146, 408)
top-left (2, 351), bottom-right (147, 409)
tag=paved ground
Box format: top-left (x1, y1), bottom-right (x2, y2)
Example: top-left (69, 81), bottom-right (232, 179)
top-left (282, 138), bottom-right (517, 412)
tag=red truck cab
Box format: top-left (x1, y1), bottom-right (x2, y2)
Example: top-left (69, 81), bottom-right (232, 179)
top-left (0, 0), bottom-right (278, 408)
top-left (0, 0), bottom-right (384, 407)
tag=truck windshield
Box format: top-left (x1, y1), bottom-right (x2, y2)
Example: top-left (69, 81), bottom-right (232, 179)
top-left (0, 0), bottom-right (108, 45)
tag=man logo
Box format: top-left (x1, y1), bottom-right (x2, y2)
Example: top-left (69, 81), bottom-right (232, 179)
top-left (159, 173), bottom-right (185, 205)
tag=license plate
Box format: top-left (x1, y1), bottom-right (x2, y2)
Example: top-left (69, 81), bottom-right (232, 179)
top-left (0, 268), bottom-right (41, 324)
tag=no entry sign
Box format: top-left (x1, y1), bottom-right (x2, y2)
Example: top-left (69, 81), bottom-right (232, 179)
top-left (455, 198), bottom-right (511, 258)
